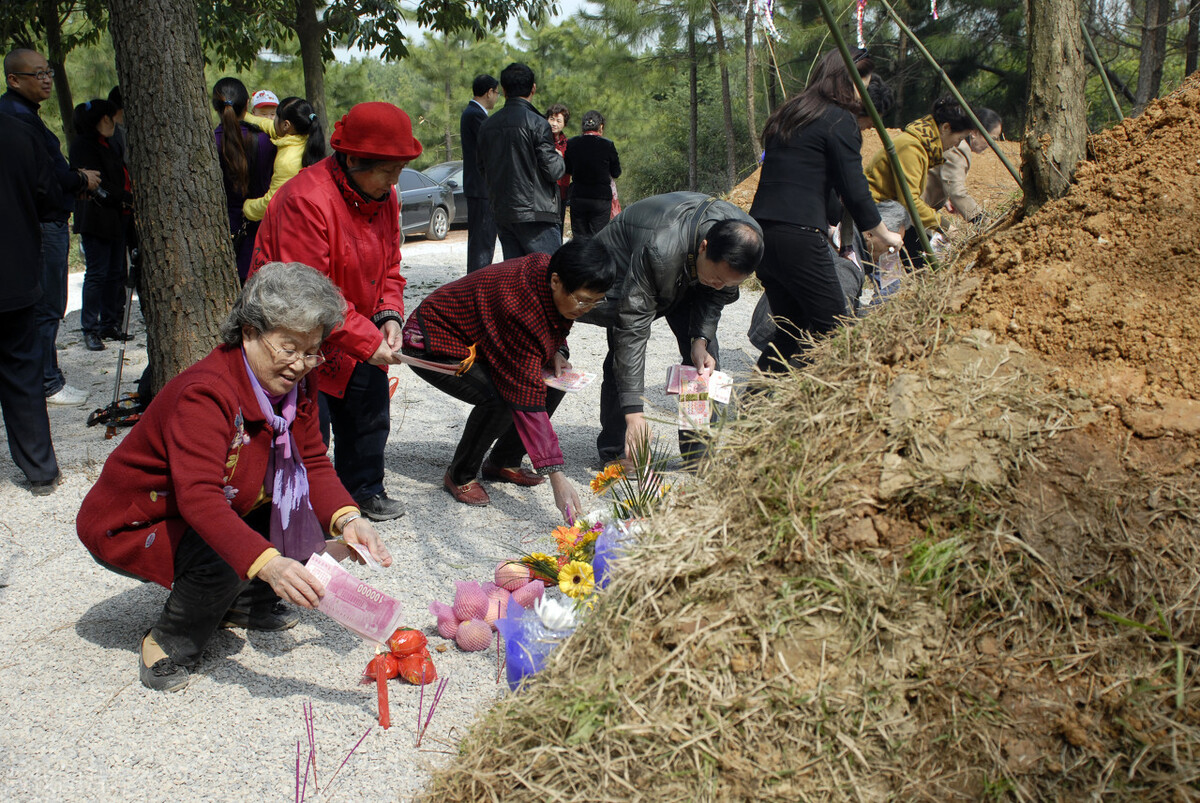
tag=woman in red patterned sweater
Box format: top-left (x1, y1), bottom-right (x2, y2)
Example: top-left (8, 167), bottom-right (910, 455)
top-left (402, 238), bottom-right (615, 519)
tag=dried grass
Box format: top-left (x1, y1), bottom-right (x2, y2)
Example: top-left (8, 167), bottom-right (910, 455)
top-left (420, 236), bottom-right (1200, 801)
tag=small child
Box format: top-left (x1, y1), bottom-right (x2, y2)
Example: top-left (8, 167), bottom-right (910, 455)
top-left (243, 97), bottom-right (326, 222)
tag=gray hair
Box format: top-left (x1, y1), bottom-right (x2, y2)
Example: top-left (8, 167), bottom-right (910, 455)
top-left (219, 262), bottom-right (347, 345)
top-left (877, 200), bottom-right (911, 234)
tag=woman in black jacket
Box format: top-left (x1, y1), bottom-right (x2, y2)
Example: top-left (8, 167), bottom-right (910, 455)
top-left (749, 50), bottom-right (903, 372)
top-left (69, 99), bottom-right (133, 352)
top-left (564, 110), bottom-right (621, 237)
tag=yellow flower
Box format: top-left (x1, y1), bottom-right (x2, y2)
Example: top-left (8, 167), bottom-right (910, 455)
top-left (523, 552), bottom-right (559, 582)
top-left (558, 560), bottom-right (595, 600)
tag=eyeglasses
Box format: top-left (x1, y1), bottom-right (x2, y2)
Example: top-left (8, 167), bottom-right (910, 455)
top-left (260, 335), bottom-right (326, 368)
top-left (11, 69), bottom-right (55, 81)
top-left (570, 292), bottom-right (606, 311)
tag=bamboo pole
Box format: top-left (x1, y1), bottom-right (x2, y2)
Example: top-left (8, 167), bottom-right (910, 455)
top-left (876, 0), bottom-right (1022, 187)
top-left (814, 0), bottom-right (938, 267)
top-left (1080, 21), bottom-right (1124, 121)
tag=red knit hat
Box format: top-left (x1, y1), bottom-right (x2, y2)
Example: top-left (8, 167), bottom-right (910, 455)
top-left (330, 102), bottom-right (423, 161)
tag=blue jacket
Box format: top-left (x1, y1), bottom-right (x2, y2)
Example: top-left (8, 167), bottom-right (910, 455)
top-left (0, 90), bottom-right (86, 221)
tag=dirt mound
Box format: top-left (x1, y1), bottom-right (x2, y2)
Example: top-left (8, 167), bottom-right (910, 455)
top-left (962, 75), bottom-right (1200, 410)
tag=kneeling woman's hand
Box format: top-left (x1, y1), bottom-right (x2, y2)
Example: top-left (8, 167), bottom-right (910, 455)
top-left (341, 516), bottom-right (394, 568)
top-left (549, 471), bottom-right (582, 524)
top-left (258, 556), bottom-right (326, 608)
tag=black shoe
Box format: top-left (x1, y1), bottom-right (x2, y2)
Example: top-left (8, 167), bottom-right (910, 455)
top-left (83, 332), bottom-right (105, 351)
top-left (29, 472), bottom-right (61, 497)
top-left (356, 491), bottom-right (406, 521)
top-left (100, 328), bottom-right (134, 342)
top-left (220, 601), bottom-right (299, 631)
top-left (139, 631), bottom-right (189, 692)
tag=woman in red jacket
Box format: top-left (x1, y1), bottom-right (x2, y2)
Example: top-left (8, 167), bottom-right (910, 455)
top-left (402, 238), bottom-right (615, 520)
top-left (251, 102), bottom-right (422, 522)
top-left (77, 263), bottom-right (393, 692)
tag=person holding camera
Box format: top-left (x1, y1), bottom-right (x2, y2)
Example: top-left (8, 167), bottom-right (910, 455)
top-left (69, 98), bottom-right (133, 352)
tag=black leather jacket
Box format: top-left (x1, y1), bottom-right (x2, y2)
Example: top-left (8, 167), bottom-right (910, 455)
top-left (582, 192), bottom-right (761, 411)
top-left (476, 97), bottom-right (564, 225)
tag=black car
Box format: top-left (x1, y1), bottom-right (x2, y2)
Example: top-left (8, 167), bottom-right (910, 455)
top-left (421, 161), bottom-right (467, 225)
top-left (399, 168), bottom-right (455, 240)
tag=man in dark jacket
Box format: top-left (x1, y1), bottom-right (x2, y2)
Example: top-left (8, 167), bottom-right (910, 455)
top-left (579, 192), bottom-right (763, 465)
top-left (476, 62), bottom-right (564, 260)
top-left (0, 112), bottom-right (62, 494)
top-left (461, 73), bottom-right (499, 273)
top-left (1, 48), bottom-right (99, 407)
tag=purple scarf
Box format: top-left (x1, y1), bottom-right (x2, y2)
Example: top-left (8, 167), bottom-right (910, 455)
top-left (242, 351), bottom-right (325, 561)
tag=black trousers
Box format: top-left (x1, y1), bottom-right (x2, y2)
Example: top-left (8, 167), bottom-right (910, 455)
top-left (410, 361), bottom-right (565, 485)
top-left (0, 304), bottom-right (59, 483)
top-left (318, 361), bottom-right (390, 501)
top-left (756, 222), bottom-right (847, 373)
top-left (151, 507), bottom-right (278, 667)
top-left (570, 197), bottom-right (611, 237)
top-left (466, 196), bottom-right (498, 274)
top-left (595, 294), bottom-right (718, 464)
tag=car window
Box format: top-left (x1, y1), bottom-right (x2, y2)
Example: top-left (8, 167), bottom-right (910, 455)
top-left (399, 170), bottom-right (426, 192)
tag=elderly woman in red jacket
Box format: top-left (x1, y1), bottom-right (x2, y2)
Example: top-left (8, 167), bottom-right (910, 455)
top-left (78, 263), bottom-right (393, 692)
top-left (250, 102), bottom-right (421, 523)
top-left (402, 237), bottom-right (615, 520)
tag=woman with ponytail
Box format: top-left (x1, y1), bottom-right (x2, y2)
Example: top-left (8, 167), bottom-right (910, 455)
top-left (212, 77), bottom-right (275, 281)
top-left (243, 96), bottom-right (327, 223)
top-left (864, 95), bottom-right (977, 266)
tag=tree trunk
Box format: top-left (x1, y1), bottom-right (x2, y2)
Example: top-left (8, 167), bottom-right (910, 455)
top-left (767, 50), bottom-right (779, 110)
top-left (294, 0), bottom-right (328, 134)
top-left (39, 0), bottom-right (73, 142)
top-left (709, 0), bottom-right (736, 193)
top-left (687, 19), bottom-right (698, 192)
top-left (1133, 0), bottom-right (1171, 113)
top-left (1186, 1), bottom-right (1200, 76)
top-left (444, 75), bottom-right (453, 161)
top-left (745, 10), bottom-right (761, 157)
top-left (1022, 0), bottom-right (1088, 214)
top-left (894, 29), bottom-right (908, 128)
top-left (108, 0), bottom-right (240, 390)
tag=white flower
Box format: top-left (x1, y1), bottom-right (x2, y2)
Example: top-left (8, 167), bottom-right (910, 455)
top-left (535, 596), bottom-right (577, 631)
top-left (582, 508), bottom-right (606, 527)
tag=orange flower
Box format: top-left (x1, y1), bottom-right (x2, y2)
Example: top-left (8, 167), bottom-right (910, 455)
top-left (589, 463), bottom-right (625, 494)
top-left (552, 525), bottom-right (581, 553)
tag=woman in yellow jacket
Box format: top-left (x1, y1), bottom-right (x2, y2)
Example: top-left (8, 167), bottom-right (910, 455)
top-left (863, 96), bottom-right (976, 267)
top-left (243, 96), bottom-right (326, 222)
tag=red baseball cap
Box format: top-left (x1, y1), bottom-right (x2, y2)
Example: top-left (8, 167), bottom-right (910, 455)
top-left (330, 102), bottom-right (423, 161)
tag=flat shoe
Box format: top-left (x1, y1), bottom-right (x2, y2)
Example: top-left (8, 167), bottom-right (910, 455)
top-left (356, 491), bottom-right (406, 521)
top-left (220, 601), bottom-right (299, 631)
top-left (139, 631), bottom-right (189, 692)
top-left (481, 461), bottom-right (545, 487)
top-left (443, 472), bottom-right (490, 506)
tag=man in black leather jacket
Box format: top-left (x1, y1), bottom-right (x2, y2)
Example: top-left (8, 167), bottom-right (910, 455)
top-left (476, 63), bottom-right (565, 260)
top-left (579, 192), bottom-right (763, 465)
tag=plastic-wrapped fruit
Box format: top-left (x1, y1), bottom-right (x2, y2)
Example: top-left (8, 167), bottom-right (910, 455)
top-left (363, 653), bottom-right (400, 680)
top-left (494, 560), bottom-right (532, 591)
top-left (452, 580), bottom-right (488, 621)
top-left (396, 653), bottom-right (438, 685)
top-left (455, 618), bottom-right (493, 651)
top-left (510, 579), bottom-right (545, 610)
top-left (429, 601), bottom-right (459, 639)
top-left (387, 627), bottom-right (428, 657)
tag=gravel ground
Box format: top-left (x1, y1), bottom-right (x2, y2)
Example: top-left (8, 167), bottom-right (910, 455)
top-left (0, 231), bottom-right (761, 802)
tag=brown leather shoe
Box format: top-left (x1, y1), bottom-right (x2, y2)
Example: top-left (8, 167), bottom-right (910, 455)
top-left (481, 461), bottom-right (546, 487)
top-left (444, 472), bottom-right (490, 506)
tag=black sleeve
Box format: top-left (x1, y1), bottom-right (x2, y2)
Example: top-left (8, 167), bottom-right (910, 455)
top-left (827, 112), bottom-right (882, 233)
top-left (609, 141), bottom-right (621, 179)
